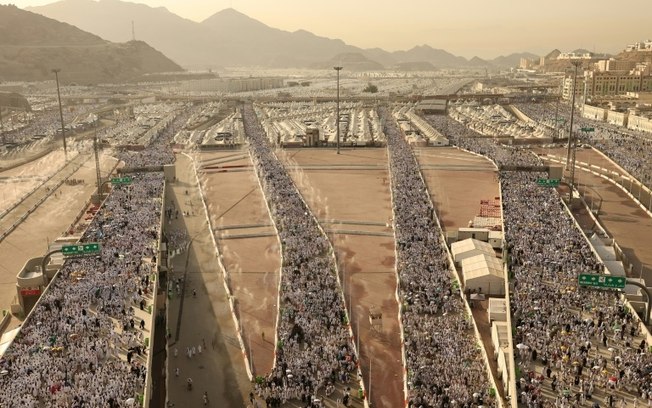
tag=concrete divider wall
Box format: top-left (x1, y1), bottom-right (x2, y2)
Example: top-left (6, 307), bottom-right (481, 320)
top-left (627, 114), bottom-right (652, 136)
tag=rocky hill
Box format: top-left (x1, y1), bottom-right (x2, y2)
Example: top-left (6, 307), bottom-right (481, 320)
top-left (28, 0), bottom-right (527, 70)
top-left (0, 5), bottom-right (182, 83)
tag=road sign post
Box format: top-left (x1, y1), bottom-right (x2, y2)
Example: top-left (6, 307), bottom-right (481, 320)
top-left (62, 242), bottom-right (101, 257)
top-left (536, 178), bottom-right (560, 187)
top-left (111, 176), bottom-right (132, 185)
top-left (578, 273), bottom-right (626, 289)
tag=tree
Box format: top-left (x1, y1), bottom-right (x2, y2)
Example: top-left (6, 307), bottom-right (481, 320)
top-left (363, 83), bottom-right (378, 93)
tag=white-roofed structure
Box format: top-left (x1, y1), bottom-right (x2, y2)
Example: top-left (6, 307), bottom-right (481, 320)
top-left (487, 297), bottom-right (508, 322)
top-left (451, 237), bottom-right (495, 264)
top-left (461, 253), bottom-right (505, 295)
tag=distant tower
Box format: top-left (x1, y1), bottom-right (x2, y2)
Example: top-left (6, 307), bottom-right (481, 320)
top-left (131, 20), bottom-right (135, 41)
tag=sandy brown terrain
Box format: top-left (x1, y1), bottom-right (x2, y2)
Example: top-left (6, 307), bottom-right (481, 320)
top-left (198, 150), bottom-right (280, 376)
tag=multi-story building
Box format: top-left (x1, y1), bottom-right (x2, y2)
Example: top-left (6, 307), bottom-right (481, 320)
top-left (562, 62), bottom-right (652, 99)
top-left (596, 59), bottom-right (637, 72)
top-left (557, 52), bottom-right (593, 60)
top-left (625, 40), bottom-right (652, 52)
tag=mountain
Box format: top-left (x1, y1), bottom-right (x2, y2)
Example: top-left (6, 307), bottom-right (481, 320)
top-left (199, 8), bottom-right (359, 68)
top-left (468, 56), bottom-right (490, 67)
top-left (0, 5), bottom-right (182, 83)
top-left (392, 45), bottom-right (468, 68)
top-left (312, 53), bottom-right (384, 71)
top-left (490, 52), bottom-right (539, 67)
top-left (26, 0), bottom-right (539, 70)
top-left (26, 0), bottom-right (212, 68)
top-left (26, 1), bottom-right (360, 68)
top-left (27, 0), bottom-right (485, 69)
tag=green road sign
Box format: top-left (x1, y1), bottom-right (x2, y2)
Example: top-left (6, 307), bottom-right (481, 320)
top-left (580, 127), bottom-right (595, 132)
top-left (111, 176), bottom-right (132, 185)
top-left (536, 178), bottom-right (560, 187)
top-left (555, 118), bottom-right (566, 123)
top-left (578, 273), bottom-right (626, 289)
top-left (62, 243), bottom-right (101, 257)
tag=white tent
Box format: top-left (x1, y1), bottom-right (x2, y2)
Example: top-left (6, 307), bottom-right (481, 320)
top-left (488, 297), bottom-right (508, 322)
top-left (461, 253), bottom-right (505, 295)
top-left (451, 238), bottom-right (495, 264)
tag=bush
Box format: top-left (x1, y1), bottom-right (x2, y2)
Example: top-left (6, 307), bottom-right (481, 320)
top-left (363, 83), bottom-right (378, 93)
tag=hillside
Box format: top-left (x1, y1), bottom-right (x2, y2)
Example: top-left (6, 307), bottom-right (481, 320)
top-left (0, 5), bottom-right (182, 83)
top-left (311, 53), bottom-right (384, 71)
top-left (27, 0), bottom-right (512, 69)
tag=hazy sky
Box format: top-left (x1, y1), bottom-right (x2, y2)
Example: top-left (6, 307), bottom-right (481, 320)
top-left (14, 0), bottom-right (652, 58)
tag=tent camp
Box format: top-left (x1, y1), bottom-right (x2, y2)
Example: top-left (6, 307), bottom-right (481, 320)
top-left (451, 238), bottom-right (495, 264)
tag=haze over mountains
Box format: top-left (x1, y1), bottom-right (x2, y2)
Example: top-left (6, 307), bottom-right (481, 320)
top-left (0, 4), bottom-right (182, 83)
top-left (26, 0), bottom-right (539, 70)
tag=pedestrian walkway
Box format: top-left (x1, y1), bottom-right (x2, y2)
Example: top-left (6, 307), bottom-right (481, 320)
top-left (165, 153), bottom-right (252, 407)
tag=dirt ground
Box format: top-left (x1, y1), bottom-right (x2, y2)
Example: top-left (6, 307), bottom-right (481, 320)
top-left (280, 148), bottom-right (403, 408)
top-left (198, 150), bottom-right (280, 376)
top-left (415, 147), bottom-right (499, 231)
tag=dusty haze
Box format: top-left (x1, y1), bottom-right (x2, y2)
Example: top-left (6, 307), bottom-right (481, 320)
top-left (14, 0), bottom-right (652, 58)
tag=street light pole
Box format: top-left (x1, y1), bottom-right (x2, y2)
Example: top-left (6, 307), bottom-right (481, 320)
top-left (566, 60), bottom-right (582, 201)
top-left (0, 105), bottom-right (5, 145)
top-left (52, 69), bottom-right (67, 159)
top-left (334, 66), bottom-right (343, 154)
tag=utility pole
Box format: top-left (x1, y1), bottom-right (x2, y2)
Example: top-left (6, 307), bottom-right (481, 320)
top-left (554, 93), bottom-right (560, 139)
top-left (566, 60), bottom-right (582, 201)
top-left (93, 129), bottom-right (102, 201)
top-left (334, 66), bottom-right (343, 154)
top-left (0, 105), bottom-right (5, 145)
top-left (52, 69), bottom-right (67, 159)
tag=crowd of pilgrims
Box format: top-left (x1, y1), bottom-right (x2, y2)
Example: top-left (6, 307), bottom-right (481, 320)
top-left (515, 103), bottom-right (652, 189)
top-left (381, 108), bottom-right (495, 407)
top-left (243, 104), bottom-right (357, 408)
top-left (0, 105), bottom-right (191, 407)
top-left (425, 113), bottom-right (652, 407)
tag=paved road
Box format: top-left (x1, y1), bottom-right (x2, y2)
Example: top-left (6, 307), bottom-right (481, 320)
top-left (165, 153), bottom-right (251, 408)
